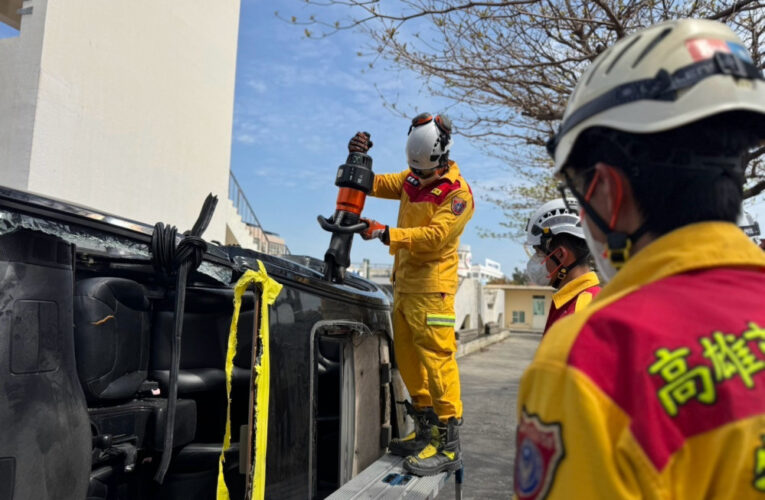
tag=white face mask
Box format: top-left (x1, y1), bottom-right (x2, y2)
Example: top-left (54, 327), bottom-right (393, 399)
top-left (525, 253), bottom-right (550, 286)
top-left (581, 216), bottom-right (617, 283)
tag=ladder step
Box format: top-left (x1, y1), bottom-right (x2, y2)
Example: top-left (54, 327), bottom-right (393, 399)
top-left (327, 453), bottom-right (452, 500)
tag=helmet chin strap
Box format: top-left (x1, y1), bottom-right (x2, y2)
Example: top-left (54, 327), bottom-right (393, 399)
top-left (562, 170), bottom-right (646, 270)
top-left (545, 248), bottom-right (587, 288)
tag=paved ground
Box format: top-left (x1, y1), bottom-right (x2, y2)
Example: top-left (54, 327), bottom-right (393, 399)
top-left (437, 333), bottom-right (541, 500)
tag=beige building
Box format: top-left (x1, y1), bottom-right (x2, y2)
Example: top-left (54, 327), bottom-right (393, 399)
top-left (484, 284), bottom-right (555, 332)
top-left (249, 227), bottom-right (288, 256)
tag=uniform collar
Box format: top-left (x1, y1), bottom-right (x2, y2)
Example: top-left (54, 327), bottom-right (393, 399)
top-left (415, 161), bottom-right (461, 189)
top-left (443, 161), bottom-right (460, 183)
top-left (596, 221), bottom-right (765, 304)
top-left (552, 271), bottom-right (599, 309)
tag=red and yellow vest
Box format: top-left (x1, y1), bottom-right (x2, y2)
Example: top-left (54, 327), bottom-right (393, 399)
top-left (371, 162), bottom-right (474, 294)
top-left (515, 222), bottom-right (765, 500)
top-left (543, 271), bottom-right (601, 334)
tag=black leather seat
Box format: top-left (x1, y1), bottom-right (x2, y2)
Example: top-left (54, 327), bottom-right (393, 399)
top-left (149, 288), bottom-right (255, 497)
top-left (75, 278), bottom-right (151, 402)
top-left (157, 444), bottom-right (244, 500)
top-left (150, 289), bottom-right (255, 441)
top-left (74, 277), bottom-right (197, 499)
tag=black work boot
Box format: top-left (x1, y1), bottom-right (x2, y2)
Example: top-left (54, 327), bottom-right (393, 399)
top-left (403, 417), bottom-right (462, 476)
top-left (388, 401), bottom-right (439, 457)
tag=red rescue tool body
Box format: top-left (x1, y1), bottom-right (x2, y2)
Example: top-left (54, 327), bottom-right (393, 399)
top-left (317, 133), bottom-right (375, 283)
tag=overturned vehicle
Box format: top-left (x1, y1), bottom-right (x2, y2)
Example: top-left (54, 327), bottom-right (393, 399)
top-left (0, 186), bottom-right (407, 499)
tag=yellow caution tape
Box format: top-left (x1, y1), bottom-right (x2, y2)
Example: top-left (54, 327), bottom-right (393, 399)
top-left (217, 261), bottom-right (283, 500)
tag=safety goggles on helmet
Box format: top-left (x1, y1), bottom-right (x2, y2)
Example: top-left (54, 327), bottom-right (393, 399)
top-left (408, 112), bottom-right (453, 136)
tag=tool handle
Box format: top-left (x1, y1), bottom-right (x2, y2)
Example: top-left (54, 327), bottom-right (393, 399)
top-left (317, 215), bottom-right (369, 234)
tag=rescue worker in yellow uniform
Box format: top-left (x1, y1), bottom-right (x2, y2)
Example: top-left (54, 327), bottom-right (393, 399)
top-left (348, 112), bottom-right (474, 476)
top-left (514, 19), bottom-right (765, 499)
top-left (524, 198), bottom-right (600, 334)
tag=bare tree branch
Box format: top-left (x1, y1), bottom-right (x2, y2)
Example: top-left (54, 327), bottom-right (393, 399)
top-left (293, 0), bottom-right (765, 235)
top-left (707, 0), bottom-right (765, 21)
top-left (745, 178), bottom-right (765, 198)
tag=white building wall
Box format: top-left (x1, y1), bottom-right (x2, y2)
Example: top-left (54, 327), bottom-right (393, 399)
top-left (0, 0), bottom-right (42, 190)
top-left (2, 0), bottom-right (240, 242)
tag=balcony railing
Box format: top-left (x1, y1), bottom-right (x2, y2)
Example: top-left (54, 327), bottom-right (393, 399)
top-left (228, 171), bottom-right (290, 255)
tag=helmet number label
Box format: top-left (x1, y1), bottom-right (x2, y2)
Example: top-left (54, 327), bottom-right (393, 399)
top-left (686, 39), bottom-right (752, 64)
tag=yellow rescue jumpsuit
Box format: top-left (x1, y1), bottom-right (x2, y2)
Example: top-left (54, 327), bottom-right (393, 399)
top-left (371, 162), bottom-right (474, 421)
top-left (514, 223), bottom-right (765, 499)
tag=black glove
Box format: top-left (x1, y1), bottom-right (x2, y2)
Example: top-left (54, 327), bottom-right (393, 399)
top-left (348, 132), bottom-right (373, 153)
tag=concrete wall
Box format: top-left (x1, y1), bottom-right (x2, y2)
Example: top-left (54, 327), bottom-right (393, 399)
top-left (455, 278), bottom-right (482, 331)
top-left (482, 288), bottom-right (505, 326)
top-left (0, 0), bottom-right (42, 190)
top-left (1, 0), bottom-right (240, 242)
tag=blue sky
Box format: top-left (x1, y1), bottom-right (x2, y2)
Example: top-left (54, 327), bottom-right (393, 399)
top-left (231, 1), bottom-right (765, 272)
top-left (0, 22), bottom-right (17, 38)
top-left (4, 6), bottom-right (765, 273)
top-left (231, 0), bottom-right (526, 275)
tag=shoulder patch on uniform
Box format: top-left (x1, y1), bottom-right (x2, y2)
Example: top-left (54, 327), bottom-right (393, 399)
top-left (514, 408), bottom-right (565, 500)
top-left (451, 197), bottom-right (467, 215)
top-left (406, 175), bottom-right (420, 187)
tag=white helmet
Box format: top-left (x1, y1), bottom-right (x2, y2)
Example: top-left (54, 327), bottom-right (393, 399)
top-left (525, 198), bottom-right (584, 248)
top-left (549, 19), bottom-right (765, 172)
top-left (738, 210), bottom-right (761, 244)
top-left (406, 113), bottom-right (453, 171)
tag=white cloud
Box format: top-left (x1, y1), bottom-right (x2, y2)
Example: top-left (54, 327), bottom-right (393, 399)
top-left (235, 133), bottom-right (256, 144)
top-left (247, 79), bottom-right (268, 93)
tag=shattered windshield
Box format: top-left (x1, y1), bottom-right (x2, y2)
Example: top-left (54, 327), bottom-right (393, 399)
top-left (0, 209), bottom-right (151, 257)
top-left (0, 209), bottom-right (232, 284)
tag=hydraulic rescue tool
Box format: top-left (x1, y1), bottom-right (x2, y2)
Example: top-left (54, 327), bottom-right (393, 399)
top-left (318, 132), bottom-right (375, 283)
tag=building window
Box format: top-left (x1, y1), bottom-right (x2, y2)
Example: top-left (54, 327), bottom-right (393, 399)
top-left (532, 296), bottom-right (546, 316)
top-left (512, 311), bottom-right (525, 324)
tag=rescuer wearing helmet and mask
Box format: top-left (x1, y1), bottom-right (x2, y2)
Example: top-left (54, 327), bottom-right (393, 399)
top-left (514, 19), bottom-right (765, 499)
top-left (348, 113), bottom-right (474, 477)
top-left (524, 198), bottom-right (600, 334)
